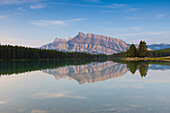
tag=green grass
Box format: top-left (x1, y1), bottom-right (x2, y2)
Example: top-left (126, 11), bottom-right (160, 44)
top-left (122, 56), bottom-right (170, 61)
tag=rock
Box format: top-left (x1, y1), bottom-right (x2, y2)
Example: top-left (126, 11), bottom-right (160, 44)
top-left (41, 32), bottom-right (128, 55)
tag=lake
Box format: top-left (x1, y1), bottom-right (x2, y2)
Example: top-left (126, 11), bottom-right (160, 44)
top-left (0, 60), bottom-right (170, 113)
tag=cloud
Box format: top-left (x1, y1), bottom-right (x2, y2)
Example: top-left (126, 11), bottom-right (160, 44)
top-left (84, 0), bottom-right (101, 3)
top-left (107, 26), bottom-right (143, 32)
top-left (30, 4), bottom-right (46, 9)
top-left (0, 0), bottom-right (45, 5)
top-left (48, 3), bottom-right (127, 9)
top-left (70, 18), bottom-right (86, 22)
top-left (119, 31), bottom-right (170, 37)
top-left (101, 8), bottom-right (137, 13)
top-left (126, 16), bottom-right (145, 20)
top-left (17, 7), bottom-right (25, 11)
top-left (131, 39), bottom-right (151, 43)
top-left (30, 20), bottom-right (66, 26)
top-left (116, 31), bottom-right (170, 44)
top-left (127, 8), bottom-right (138, 11)
top-left (0, 15), bottom-right (7, 19)
top-left (30, 18), bottom-right (86, 26)
top-left (101, 10), bottom-right (115, 13)
top-left (108, 3), bottom-right (127, 8)
top-left (33, 92), bottom-right (87, 99)
top-left (156, 13), bottom-right (166, 19)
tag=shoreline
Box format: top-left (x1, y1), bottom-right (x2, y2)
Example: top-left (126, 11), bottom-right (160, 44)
top-left (122, 57), bottom-right (170, 61)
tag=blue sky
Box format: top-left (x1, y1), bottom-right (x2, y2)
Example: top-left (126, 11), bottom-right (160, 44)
top-left (0, 0), bottom-right (170, 47)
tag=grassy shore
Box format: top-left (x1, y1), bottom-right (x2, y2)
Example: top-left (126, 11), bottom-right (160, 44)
top-left (122, 56), bottom-right (170, 61)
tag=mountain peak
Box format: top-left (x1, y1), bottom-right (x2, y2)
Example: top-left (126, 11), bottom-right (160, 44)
top-left (41, 32), bottom-right (128, 55)
top-left (54, 38), bottom-right (67, 43)
top-left (68, 37), bottom-right (72, 40)
top-left (78, 32), bottom-right (85, 36)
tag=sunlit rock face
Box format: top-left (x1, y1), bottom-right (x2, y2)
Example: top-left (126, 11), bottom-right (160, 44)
top-left (41, 32), bottom-right (128, 55)
top-left (42, 61), bottom-right (128, 84)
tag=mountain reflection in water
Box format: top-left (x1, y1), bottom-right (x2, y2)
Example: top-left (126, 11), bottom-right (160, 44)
top-left (42, 60), bottom-right (170, 84)
top-left (1, 60), bottom-right (170, 84)
top-left (43, 61), bottom-right (128, 84)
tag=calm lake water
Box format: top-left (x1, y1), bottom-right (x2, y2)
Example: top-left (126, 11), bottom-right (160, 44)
top-left (0, 60), bottom-right (170, 113)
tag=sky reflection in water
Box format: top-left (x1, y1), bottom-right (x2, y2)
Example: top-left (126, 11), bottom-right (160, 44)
top-left (0, 60), bottom-right (170, 113)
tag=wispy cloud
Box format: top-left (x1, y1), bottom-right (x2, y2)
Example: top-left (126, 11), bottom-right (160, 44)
top-left (126, 16), bottom-right (145, 20)
top-left (107, 26), bottom-right (143, 32)
top-left (101, 10), bottom-right (115, 13)
top-left (127, 8), bottom-right (138, 11)
top-left (70, 18), bottom-right (86, 22)
top-left (0, 15), bottom-right (7, 19)
top-left (0, 0), bottom-right (45, 5)
top-left (30, 4), bottom-right (46, 9)
top-left (156, 13), bottom-right (166, 19)
top-left (48, 3), bottom-right (127, 9)
top-left (17, 7), bottom-right (25, 11)
top-left (131, 38), bottom-right (152, 43)
top-left (109, 3), bottom-right (127, 8)
top-left (30, 18), bottom-right (86, 26)
top-left (119, 31), bottom-right (170, 37)
top-left (30, 20), bottom-right (66, 26)
top-left (84, 0), bottom-right (101, 3)
top-left (101, 7), bottom-right (138, 13)
top-left (117, 31), bottom-right (170, 44)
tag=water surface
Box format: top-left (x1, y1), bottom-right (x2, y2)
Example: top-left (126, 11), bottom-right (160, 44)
top-left (0, 60), bottom-right (170, 113)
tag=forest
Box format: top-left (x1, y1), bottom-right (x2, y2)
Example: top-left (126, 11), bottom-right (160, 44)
top-left (0, 44), bottom-right (107, 60)
top-left (0, 59), bottom-right (106, 76)
top-left (1, 43), bottom-right (170, 61)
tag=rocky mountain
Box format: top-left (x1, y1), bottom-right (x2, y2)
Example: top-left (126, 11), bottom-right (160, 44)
top-left (41, 32), bottom-right (128, 55)
top-left (42, 61), bottom-right (128, 84)
top-left (41, 32), bottom-right (170, 55)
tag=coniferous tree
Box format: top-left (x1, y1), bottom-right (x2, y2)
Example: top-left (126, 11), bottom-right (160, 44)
top-left (126, 44), bottom-right (137, 57)
top-left (137, 41), bottom-right (148, 58)
top-left (0, 45), bottom-right (107, 60)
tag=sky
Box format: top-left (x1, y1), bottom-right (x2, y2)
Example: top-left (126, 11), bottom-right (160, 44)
top-left (0, 0), bottom-right (170, 47)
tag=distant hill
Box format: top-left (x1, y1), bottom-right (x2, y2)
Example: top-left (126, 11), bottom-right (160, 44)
top-left (147, 43), bottom-right (170, 50)
top-left (41, 32), bottom-right (128, 55)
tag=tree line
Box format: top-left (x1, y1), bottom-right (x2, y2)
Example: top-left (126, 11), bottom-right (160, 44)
top-left (0, 59), bottom-right (106, 76)
top-left (126, 41), bottom-right (148, 58)
top-left (148, 48), bottom-right (170, 57)
top-left (111, 41), bottom-right (170, 58)
top-left (0, 45), bottom-right (107, 60)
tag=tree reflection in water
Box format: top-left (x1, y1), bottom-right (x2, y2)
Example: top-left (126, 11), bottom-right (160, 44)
top-left (126, 61), bottom-right (149, 77)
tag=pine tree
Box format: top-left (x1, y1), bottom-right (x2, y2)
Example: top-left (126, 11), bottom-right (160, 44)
top-left (126, 44), bottom-right (137, 57)
top-left (137, 41), bottom-right (148, 58)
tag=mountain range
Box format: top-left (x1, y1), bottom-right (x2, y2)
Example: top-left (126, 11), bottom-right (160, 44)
top-left (41, 32), bottom-right (170, 55)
